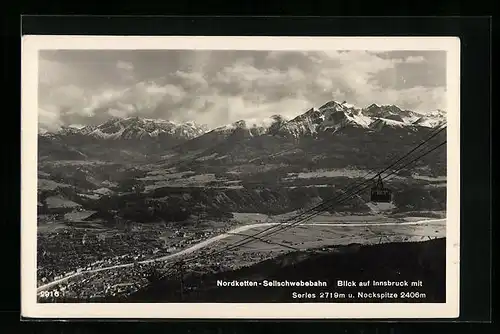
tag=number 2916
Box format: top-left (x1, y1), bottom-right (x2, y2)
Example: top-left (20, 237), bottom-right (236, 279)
top-left (39, 290), bottom-right (60, 298)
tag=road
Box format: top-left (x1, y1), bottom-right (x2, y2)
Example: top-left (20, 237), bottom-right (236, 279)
top-left (37, 218), bottom-right (445, 292)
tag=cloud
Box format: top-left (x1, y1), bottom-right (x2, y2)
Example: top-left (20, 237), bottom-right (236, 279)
top-left (38, 81), bottom-right (189, 130)
top-left (116, 61), bottom-right (135, 81)
top-left (213, 62), bottom-right (307, 103)
top-left (38, 106), bottom-right (63, 132)
top-left (82, 82), bottom-right (188, 120)
top-left (324, 51), bottom-right (398, 73)
top-left (45, 84), bottom-right (87, 108)
top-left (82, 88), bottom-right (128, 117)
top-left (116, 61), bottom-right (134, 71)
top-left (404, 56), bottom-right (426, 64)
top-left (383, 86), bottom-right (446, 111)
top-left (199, 51), bottom-right (412, 117)
top-left (38, 50), bottom-right (446, 131)
top-left (174, 95), bottom-right (312, 128)
top-left (174, 70), bottom-right (208, 88)
top-left (301, 51), bottom-right (443, 112)
top-left (38, 59), bottom-right (74, 86)
top-left (38, 83), bottom-right (91, 131)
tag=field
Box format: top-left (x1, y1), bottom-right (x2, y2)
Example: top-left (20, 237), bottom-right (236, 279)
top-left (205, 217), bottom-right (446, 265)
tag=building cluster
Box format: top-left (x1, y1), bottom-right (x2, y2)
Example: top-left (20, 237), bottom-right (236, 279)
top-left (36, 221), bottom-right (239, 296)
top-left (38, 228), bottom-right (166, 285)
top-left (38, 244), bottom-right (285, 302)
top-left (39, 263), bottom-right (154, 301)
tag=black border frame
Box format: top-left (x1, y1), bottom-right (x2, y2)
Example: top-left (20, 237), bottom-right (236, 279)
top-left (16, 16), bottom-right (492, 324)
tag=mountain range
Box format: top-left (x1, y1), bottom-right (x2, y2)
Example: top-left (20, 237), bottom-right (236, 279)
top-left (37, 99), bottom-right (447, 222)
top-left (38, 100), bottom-right (446, 163)
top-left (43, 116), bottom-right (208, 142)
top-left (40, 101), bottom-right (446, 139)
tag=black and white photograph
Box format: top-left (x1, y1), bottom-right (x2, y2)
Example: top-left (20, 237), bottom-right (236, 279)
top-left (21, 36), bottom-right (460, 319)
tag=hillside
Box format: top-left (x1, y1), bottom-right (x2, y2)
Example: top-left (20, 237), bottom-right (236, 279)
top-left (38, 117), bottom-right (208, 162)
top-left (124, 238), bottom-right (446, 303)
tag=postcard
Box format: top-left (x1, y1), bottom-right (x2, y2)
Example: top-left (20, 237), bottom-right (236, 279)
top-left (21, 35), bottom-right (460, 319)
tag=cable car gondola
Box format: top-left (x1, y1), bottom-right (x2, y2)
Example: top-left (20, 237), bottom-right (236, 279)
top-left (370, 176), bottom-right (392, 203)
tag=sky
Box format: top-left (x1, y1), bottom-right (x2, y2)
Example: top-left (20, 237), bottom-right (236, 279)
top-left (38, 49), bottom-right (446, 132)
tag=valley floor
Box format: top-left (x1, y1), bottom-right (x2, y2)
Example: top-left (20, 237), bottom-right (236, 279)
top-left (36, 212), bottom-right (446, 303)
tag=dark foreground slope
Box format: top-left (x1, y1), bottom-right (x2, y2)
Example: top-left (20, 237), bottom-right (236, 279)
top-left (125, 238), bottom-right (446, 303)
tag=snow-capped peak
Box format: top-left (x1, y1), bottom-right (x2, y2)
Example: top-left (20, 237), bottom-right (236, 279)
top-left (275, 102), bottom-right (369, 139)
top-left (51, 117), bottom-right (208, 141)
top-left (264, 100), bottom-right (446, 139)
top-left (42, 100), bottom-right (446, 144)
top-left (369, 117), bottom-right (407, 131)
top-left (211, 119), bottom-right (268, 138)
top-left (318, 100), bottom-right (359, 113)
top-left (213, 120), bottom-right (246, 133)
